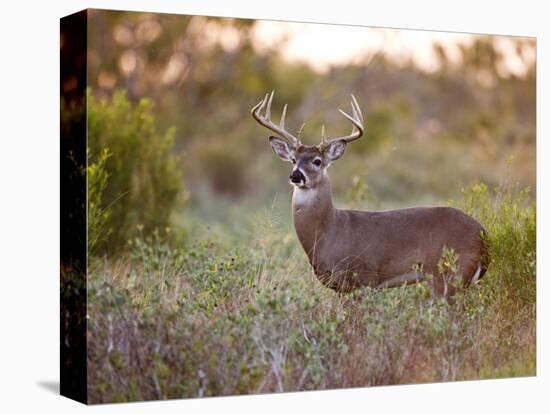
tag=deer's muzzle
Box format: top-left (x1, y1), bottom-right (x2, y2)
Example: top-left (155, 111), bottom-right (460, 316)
top-left (290, 169), bottom-right (306, 185)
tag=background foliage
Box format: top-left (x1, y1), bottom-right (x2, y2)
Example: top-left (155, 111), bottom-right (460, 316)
top-left (88, 90), bottom-right (182, 253)
top-left (87, 11), bottom-right (535, 206)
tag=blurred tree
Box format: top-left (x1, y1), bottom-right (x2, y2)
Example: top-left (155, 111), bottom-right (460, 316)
top-left (86, 10), bottom-right (535, 203)
top-left (88, 90), bottom-right (182, 253)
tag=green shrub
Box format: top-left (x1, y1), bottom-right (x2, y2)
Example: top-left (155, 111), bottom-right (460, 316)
top-left (453, 182), bottom-right (536, 311)
top-left (88, 90), bottom-right (182, 254)
top-left (87, 180), bottom-right (535, 403)
top-left (87, 148), bottom-right (112, 255)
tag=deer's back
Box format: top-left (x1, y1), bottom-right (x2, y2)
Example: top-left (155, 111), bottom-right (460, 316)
top-left (314, 206), bottom-right (486, 288)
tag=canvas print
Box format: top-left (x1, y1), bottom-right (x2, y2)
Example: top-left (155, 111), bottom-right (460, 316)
top-left (60, 8), bottom-right (536, 404)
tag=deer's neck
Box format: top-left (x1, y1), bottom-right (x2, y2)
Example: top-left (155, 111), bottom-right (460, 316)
top-left (291, 176), bottom-right (335, 257)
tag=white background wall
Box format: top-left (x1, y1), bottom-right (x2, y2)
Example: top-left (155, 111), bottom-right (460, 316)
top-left (0, 0), bottom-right (546, 412)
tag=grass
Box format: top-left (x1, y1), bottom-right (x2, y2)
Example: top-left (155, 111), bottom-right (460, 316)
top-left (87, 182), bottom-right (535, 404)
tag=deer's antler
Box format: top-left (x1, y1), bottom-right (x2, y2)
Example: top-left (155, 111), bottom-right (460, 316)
top-left (251, 91), bottom-right (301, 148)
top-left (319, 94), bottom-right (364, 151)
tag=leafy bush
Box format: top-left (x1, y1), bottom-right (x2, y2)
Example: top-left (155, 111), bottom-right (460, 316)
top-left (87, 148), bottom-right (112, 255)
top-left (87, 181), bottom-right (535, 403)
top-left (88, 90), bottom-right (182, 253)
top-left (453, 182), bottom-right (536, 311)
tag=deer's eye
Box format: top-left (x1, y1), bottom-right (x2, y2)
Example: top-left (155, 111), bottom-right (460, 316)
top-left (313, 159), bottom-right (322, 167)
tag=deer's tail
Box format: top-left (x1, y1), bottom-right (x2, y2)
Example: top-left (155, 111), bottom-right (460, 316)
top-left (471, 229), bottom-right (490, 285)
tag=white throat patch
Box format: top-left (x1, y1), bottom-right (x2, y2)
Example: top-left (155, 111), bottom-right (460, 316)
top-left (293, 187), bottom-right (317, 207)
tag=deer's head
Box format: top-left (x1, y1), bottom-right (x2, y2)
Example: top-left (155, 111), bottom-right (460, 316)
top-left (251, 91), bottom-right (364, 189)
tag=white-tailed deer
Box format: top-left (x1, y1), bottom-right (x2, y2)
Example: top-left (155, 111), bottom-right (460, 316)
top-left (252, 91), bottom-right (490, 299)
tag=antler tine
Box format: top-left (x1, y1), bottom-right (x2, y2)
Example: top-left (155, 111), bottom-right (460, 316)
top-left (250, 97), bottom-right (264, 115)
top-left (350, 103), bottom-right (359, 133)
top-left (280, 104), bottom-right (287, 129)
top-left (260, 92), bottom-right (269, 114)
top-left (337, 109), bottom-right (362, 133)
top-left (251, 93), bottom-right (269, 117)
top-left (351, 94), bottom-right (364, 124)
top-left (298, 123), bottom-right (306, 139)
top-left (266, 90), bottom-right (274, 119)
top-left (320, 94), bottom-right (364, 150)
top-left (251, 91), bottom-right (301, 148)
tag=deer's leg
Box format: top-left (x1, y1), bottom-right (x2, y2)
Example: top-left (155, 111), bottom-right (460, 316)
top-left (377, 271), bottom-right (424, 289)
top-left (431, 255), bottom-right (479, 303)
top-left (431, 272), bottom-right (457, 303)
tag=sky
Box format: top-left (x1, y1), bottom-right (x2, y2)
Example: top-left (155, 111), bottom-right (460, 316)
top-left (250, 20), bottom-right (534, 75)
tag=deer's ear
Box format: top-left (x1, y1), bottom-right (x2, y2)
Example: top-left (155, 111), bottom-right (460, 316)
top-left (325, 140), bottom-right (347, 162)
top-left (269, 136), bottom-right (294, 161)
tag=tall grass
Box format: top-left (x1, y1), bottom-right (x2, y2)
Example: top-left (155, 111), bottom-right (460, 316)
top-left (87, 182), bottom-right (535, 403)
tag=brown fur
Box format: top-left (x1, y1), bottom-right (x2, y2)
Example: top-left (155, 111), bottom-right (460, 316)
top-left (285, 145), bottom-right (489, 298)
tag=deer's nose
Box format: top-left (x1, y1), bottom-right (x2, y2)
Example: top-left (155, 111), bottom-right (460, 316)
top-left (290, 169), bottom-right (305, 184)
